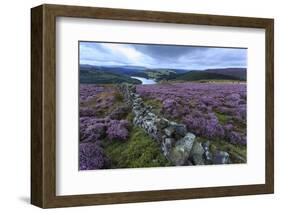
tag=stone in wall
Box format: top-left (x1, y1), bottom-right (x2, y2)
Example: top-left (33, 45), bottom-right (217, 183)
top-left (166, 133), bottom-right (196, 166)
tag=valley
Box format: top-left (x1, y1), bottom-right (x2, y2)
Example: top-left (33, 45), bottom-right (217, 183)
top-left (80, 64), bottom-right (246, 85)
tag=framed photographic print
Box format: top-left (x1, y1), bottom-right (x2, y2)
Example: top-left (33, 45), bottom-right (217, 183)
top-left (31, 4), bottom-right (274, 208)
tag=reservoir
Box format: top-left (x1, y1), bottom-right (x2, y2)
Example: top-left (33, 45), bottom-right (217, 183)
top-left (131, 76), bottom-right (156, 85)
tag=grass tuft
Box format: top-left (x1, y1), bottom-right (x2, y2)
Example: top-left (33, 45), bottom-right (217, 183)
top-left (215, 111), bottom-right (230, 124)
top-left (104, 127), bottom-right (171, 168)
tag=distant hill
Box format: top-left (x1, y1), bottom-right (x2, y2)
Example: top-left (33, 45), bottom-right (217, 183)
top-left (80, 69), bottom-right (141, 84)
top-left (80, 64), bottom-right (148, 78)
top-left (79, 64), bottom-right (246, 83)
top-left (79, 64), bottom-right (190, 78)
top-left (117, 65), bottom-right (147, 70)
top-left (204, 68), bottom-right (246, 80)
top-left (165, 71), bottom-right (242, 81)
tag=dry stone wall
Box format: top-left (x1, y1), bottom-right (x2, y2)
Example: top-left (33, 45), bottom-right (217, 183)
top-left (119, 84), bottom-right (230, 166)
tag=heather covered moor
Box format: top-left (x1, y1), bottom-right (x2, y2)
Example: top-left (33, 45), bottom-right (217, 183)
top-left (79, 82), bottom-right (246, 170)
top-left (79, 42), bottom-right (247, 170)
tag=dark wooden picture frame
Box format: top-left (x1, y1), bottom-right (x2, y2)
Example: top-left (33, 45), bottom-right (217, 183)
top-left (31, 4), bottom-right (274, 208)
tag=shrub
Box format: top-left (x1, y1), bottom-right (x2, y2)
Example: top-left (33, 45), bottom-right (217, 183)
top-left (106, 120), bottom-right (130, 141)
top-left (79, 142), bottom-right (110, 170)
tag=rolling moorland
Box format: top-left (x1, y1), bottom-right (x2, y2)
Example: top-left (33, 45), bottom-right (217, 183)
top-left (79, 64), bottom-right (247, 170)
top-left (79, 64), bottom-right (246, 84)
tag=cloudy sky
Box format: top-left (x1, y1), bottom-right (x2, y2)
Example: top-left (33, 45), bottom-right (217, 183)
top-left (79, 42), bottom-right (247, 70)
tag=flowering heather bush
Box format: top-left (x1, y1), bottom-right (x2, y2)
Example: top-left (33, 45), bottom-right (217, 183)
top-left (79, 142), bottom-right (110, 170)
top-left (80, 118), bottom-right (106, 143)
top-left (107, 120), bottom-right (130, 141)
top-left (80, 84), bottom-right (127, 118)
top-left (137, 82), bottom-right (246, 145)
top-left (80, 117), bottom-right (130, 143)
top-left (80, 84), bottom-right (112, 102)
top-left (79, 107), bottom-right (96, 117)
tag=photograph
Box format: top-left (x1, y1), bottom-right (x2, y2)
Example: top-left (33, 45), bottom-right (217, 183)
top-left (30, 4), bottom-right (274, 208)
top-left (78, 41), bottom-right (247, 170)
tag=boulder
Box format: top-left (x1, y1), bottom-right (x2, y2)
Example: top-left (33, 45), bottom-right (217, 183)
top-left (147, 112), bottom-right (155, 118)
top-left (143, 115), bottom-right (153, 121)
top-left (186, 160), bottom-right (194, 166)
top-left (203, 151), bottom-right (213, 164)
top-left (191, 154), bottom-right (205, 165)
top-left (133, 105), bottom-right (141, 111)
top-left (156, 118), bottom-right (169, 129)
top-left (134, 94), bottom-right (140, 98)
top-left (190, 141), bottom-right (204, 156)
top-left (134, 97), bottom-right (143, 104)
top-left (202, 141), bottom-right (211, 151)
top-left (165, 138), bottom-right (175, 146)
top-left (168, 133), bottom-right (196, 166)
top-left (174, 124), bottom-right (187, 138)
top-left (169, 121), bottom-right (177, 125)
top-left (147, 105), bottom-right (153, 110)
top-left (213, 151), bottom-right (230, 164)
top-left (164, 126), bottom-right (175, 137)
top-left (162, 137), bottom-right (175, 155)
top-left (138, 108), bottom-right (147, 116)
top-left (190, 141), bottom-right (205, 165)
